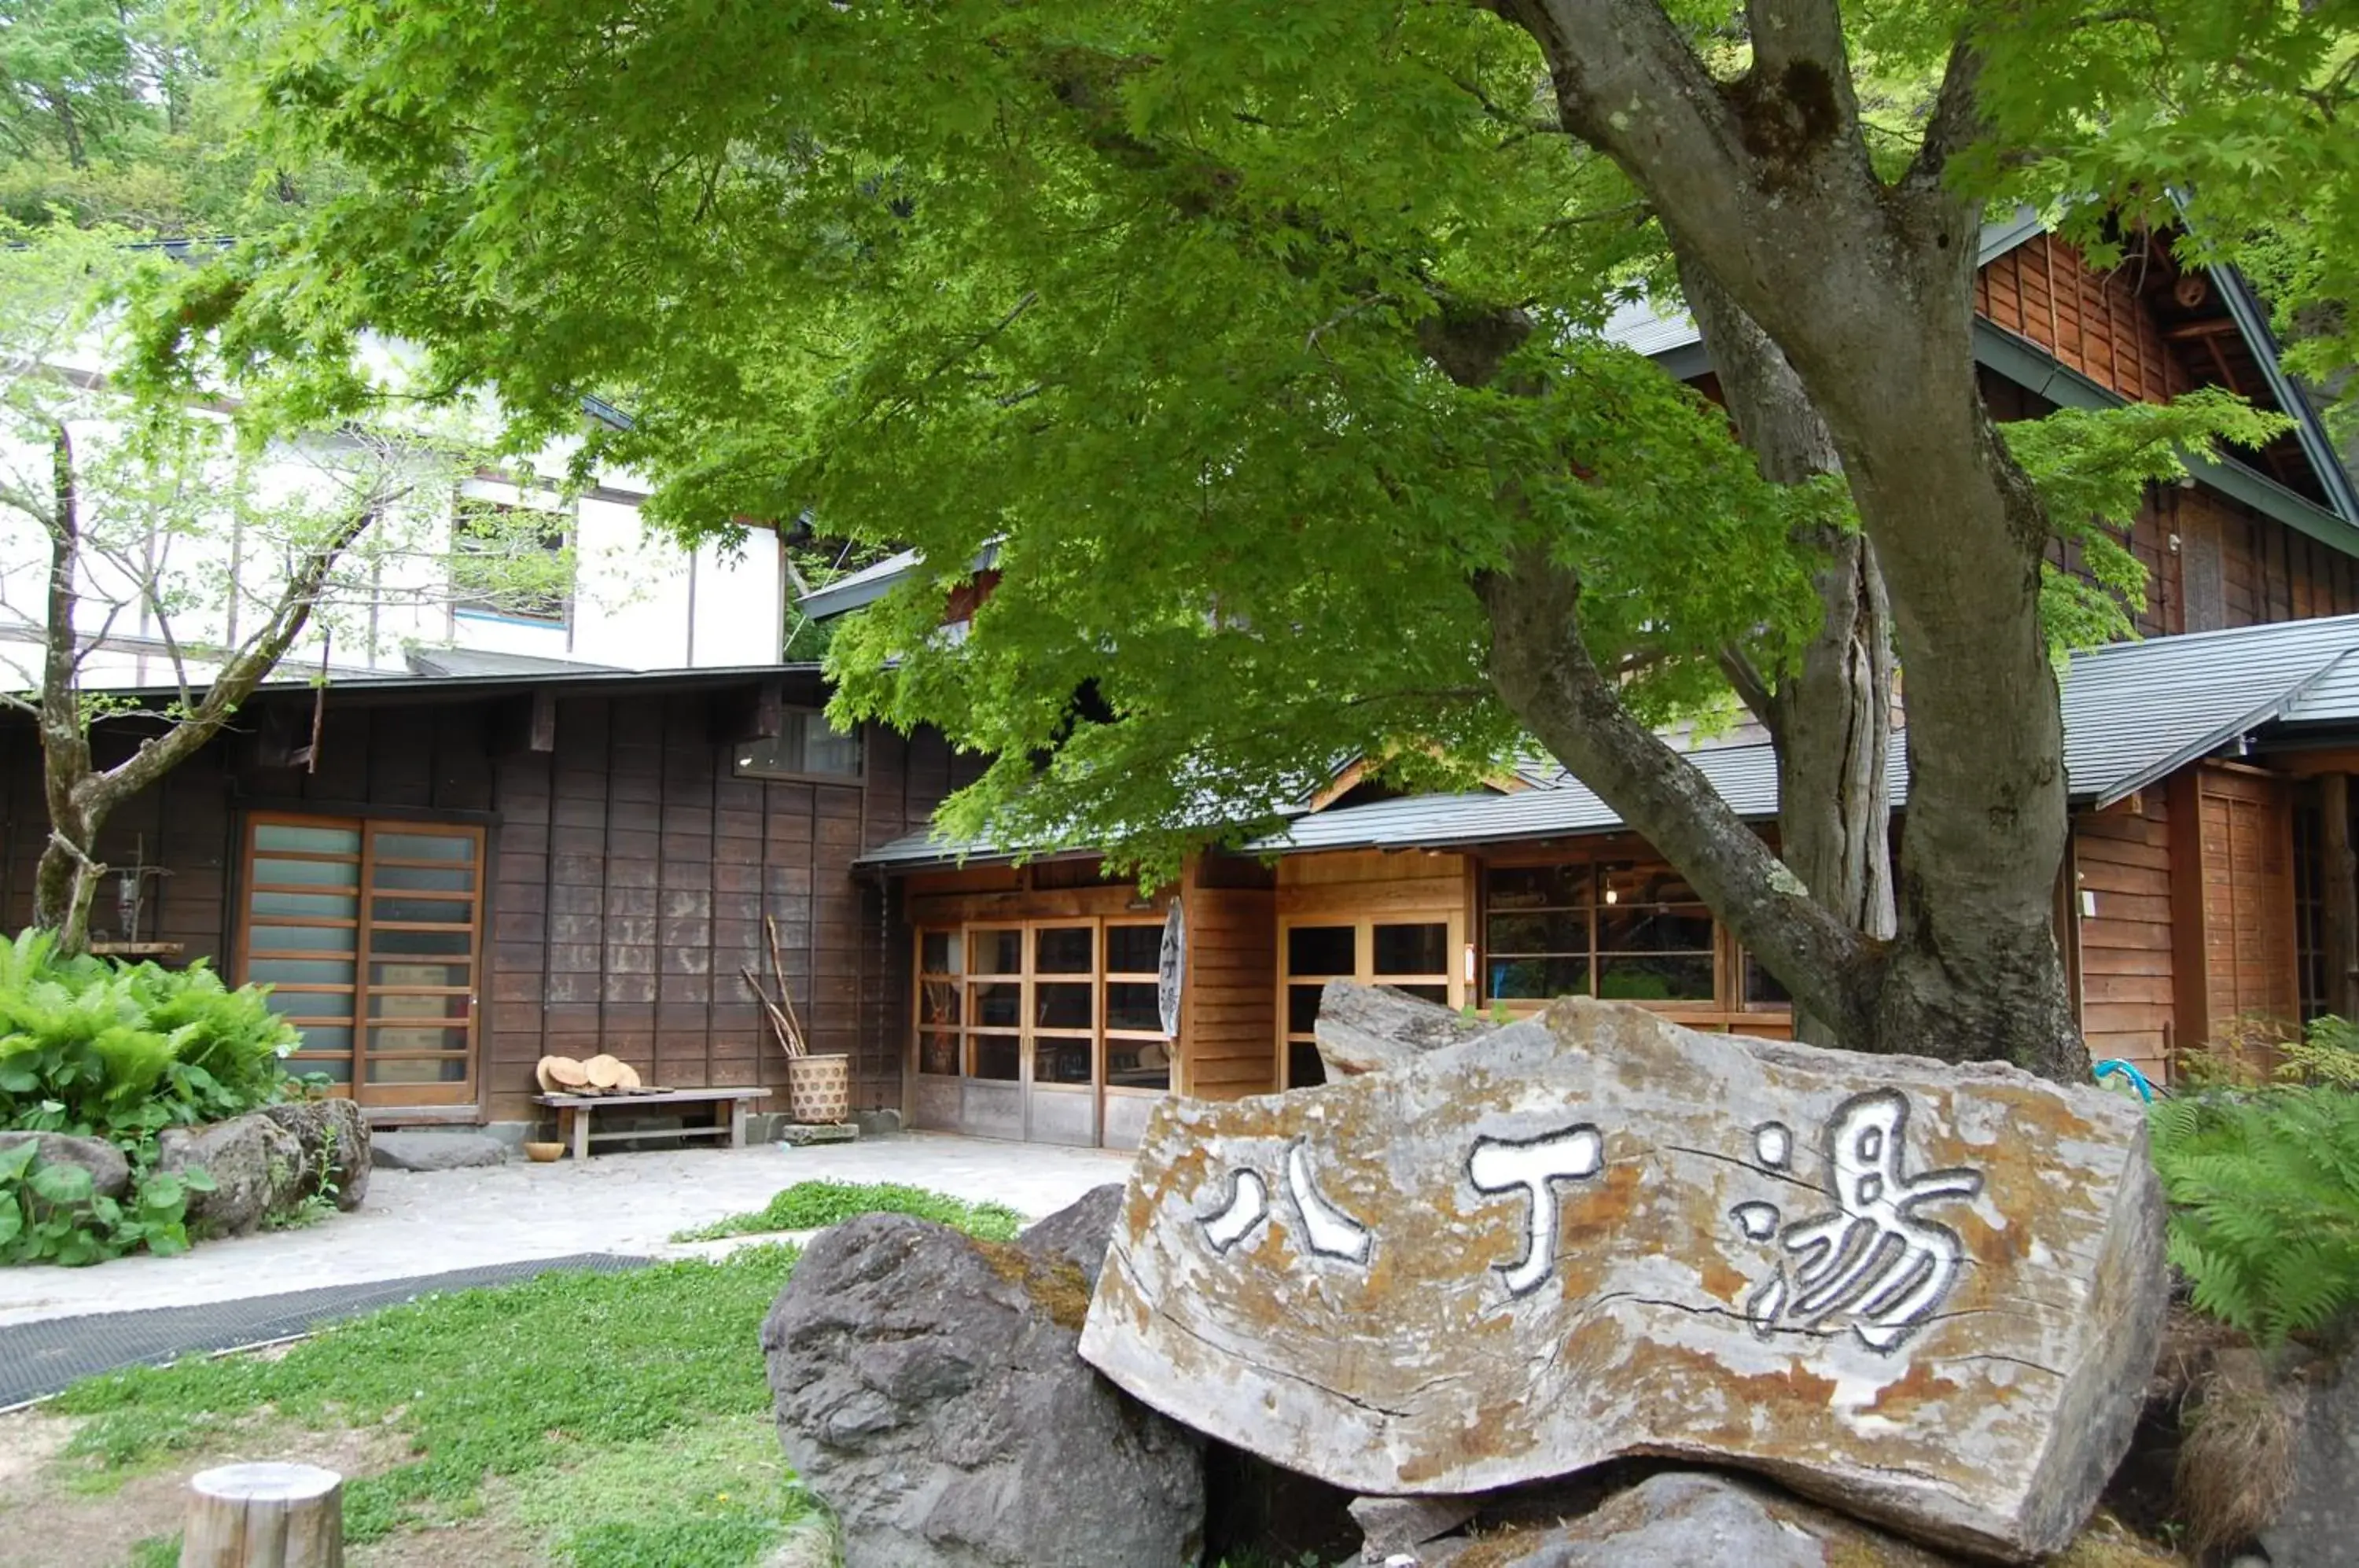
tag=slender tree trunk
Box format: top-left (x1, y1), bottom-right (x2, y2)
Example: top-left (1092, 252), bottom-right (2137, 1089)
top-left (46, 93), bottom-right (87, 170)
top-left (35, 427), bottom-right (102, 954)
top-left (1678, 259), bottom-right (1895, 1043)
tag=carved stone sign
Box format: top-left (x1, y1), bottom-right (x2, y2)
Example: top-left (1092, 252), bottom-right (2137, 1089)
top-left (1076, 998), bottom-right (2166, 1562)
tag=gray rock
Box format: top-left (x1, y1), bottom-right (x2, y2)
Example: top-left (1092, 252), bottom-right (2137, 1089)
top-left (0, 1131), bottom-right (130, 1201)
top-left (1081, 996), bottom-right (2169, 1562)
top-left (1015, 1182), bottom-right (1125, 1289)
top-left (259, 1098), bottom-right (370, 1210)
top-left (764, 1209), bottom-right (1204, 1568)
top-left (159, 1113), bottom-right (306, 1236)
top-left (1443, 1471), bottom-right (1960, 1568)
top-left (1350, 1495), bottom-right (1478, 1561)
top-left (370, 1129), bottom-right (506, 1171)
top-left (2264, 1349), bottom-right (2359, 1568)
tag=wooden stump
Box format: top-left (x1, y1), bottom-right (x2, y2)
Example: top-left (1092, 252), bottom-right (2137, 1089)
top-left (179, 1462), bottom-right (344, 1568)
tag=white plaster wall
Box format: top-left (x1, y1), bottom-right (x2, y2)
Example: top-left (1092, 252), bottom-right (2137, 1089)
top-left (0, 419), bottom-right (783, 693)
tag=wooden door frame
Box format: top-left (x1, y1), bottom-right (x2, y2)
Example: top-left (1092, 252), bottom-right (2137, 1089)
top-left (1274, 910), bottom-right (1467, 1091)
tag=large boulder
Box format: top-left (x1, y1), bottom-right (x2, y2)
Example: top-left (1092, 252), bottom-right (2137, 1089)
top-left (763, 1207), bottom-right (1205, 1568)
top-left (1409, 1471), bottom-right (1960, 1568)
top-left (260, 1098), bottom-right (370, 1210)
top-left (159, 1113), bottom-right (306, 1236)
top-left (1014, 1182), bottom-right (1124, 1286)
top-left (0, 1130), bottom-right (129, 1201)
top-left (1080, 997), bottom-right (2168, 1562)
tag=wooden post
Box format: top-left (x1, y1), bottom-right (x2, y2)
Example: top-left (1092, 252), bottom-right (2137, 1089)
top-left (2322, 773), bottom-right (2359, 1021)
top-left (180, 1462), bottom-right (343, 1568)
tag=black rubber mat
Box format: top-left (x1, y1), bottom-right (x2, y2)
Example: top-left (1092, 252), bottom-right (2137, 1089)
top-left (0, 1252), bottom-right (651, 1408)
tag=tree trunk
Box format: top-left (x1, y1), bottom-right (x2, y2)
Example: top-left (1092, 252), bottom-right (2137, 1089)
top-left (48, 92), bottom-right (87, 169)
top-left (1488, 9), bottom-right (2084, 1079)
top-left (1677, 259), bottom-right (1896, 1044)
top-left (24, 428), bottom-right (382, 959)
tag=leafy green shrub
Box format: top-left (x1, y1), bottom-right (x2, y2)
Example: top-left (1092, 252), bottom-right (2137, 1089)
top-left (2150, 1017), bottom-right (2359, 1346)
top-left (0, 927), bottom-right (305, 1264)
top-left (672, 1180), bottom-right (1027, 1243)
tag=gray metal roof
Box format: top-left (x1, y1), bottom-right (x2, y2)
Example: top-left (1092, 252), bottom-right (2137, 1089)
top-left (403, 646), bottom-right (623, 679)
top-left (54, 661), bottom-right (827, 709)
top-left (855, 614), bottom-right (2359, 870)
top-left (2055, 613), bottom-right (2359, 804)
top-left (798, 544), bottom-right (1002, 621)
top-left (2275, 647), bottom-right (2359, 728)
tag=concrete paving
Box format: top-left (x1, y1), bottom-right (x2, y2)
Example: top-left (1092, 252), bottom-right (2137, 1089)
top-left (0, 1133), bottom-right (1134, 1329)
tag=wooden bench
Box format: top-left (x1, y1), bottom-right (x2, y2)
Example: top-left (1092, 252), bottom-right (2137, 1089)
top-left (533, 1087), bottom-right (772, 1159)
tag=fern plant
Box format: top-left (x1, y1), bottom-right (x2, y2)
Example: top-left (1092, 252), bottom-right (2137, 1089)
top-left (2151, 1019), bottom-right (2359, 1345)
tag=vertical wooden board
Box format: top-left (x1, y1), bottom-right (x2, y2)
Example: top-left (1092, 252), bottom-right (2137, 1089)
top-left (364, 707), bottom-right (435, 808)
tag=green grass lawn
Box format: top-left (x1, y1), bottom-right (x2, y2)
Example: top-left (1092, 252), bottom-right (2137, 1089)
top-left (669, 1179), bottom-right (1025, 1244)
top-left (47, 1181), bottom-right (1038, 1568)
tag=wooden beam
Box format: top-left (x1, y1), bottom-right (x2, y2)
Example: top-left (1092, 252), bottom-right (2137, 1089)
top-left (2202, 334), bottom-right (2245, 396)
top-left (2324, 774), bottom-right (2358, 1020)
top-left (486, 690), bottom-right (556, 757)
top-left (2163, 318), bottom-right (2242, 341)
top-left (2166, 767), bottom-right (2210, 1062)
top-left (2276, 746), bottom-right (2359, 778)
top-left (238, 705), bottom-right (310, 771)
top-left (707, 676), bottom-right (786, 744)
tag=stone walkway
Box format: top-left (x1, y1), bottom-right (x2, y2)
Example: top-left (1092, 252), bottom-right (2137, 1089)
top-left (0, 1133), bottom-right (1133, 1329)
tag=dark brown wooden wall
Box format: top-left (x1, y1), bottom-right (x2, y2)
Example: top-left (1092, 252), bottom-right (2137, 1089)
top-left (1981, 374), bottom-right (2359, 641)
top-left (1, 683), bottom-right (977, 1125)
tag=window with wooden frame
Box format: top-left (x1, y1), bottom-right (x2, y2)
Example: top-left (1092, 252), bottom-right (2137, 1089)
top-left (1479, 855), bottom-right (1783, 1014)
top-left (1277, 915), bottom-right (1462, 1089)
top-left (733, 711), bottom-right (864, 781)
top-left (453, 499), bottom-right (572, 626)
top-left (237, 814), bottom-right (484, 1103)
top-left (909, 918), bottom-right (1174, 1091)
top-left (1031, 925), bottom-right (1096, 1087)
top-left (917, 928), bottom-right (964, 1076)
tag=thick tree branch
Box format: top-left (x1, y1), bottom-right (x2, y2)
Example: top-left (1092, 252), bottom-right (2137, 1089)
top-left (1474, 548), bottom-right (1875, 1043)
top-left (1906, 44), bottom-right (1989, 191)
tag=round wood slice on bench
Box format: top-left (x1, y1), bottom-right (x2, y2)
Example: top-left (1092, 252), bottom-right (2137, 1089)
top-left (613, 1061), bottom-right (642, 1090)
top-left (583, 1054), bottom-right (627, 1089)
top-left (536, 1055), bottom-right (590, 1092)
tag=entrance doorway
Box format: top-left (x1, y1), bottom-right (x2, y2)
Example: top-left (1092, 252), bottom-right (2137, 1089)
top-left (235, 813), bottom-right (485, 1110)
top-left (1276, 914), bottom-right (1464, 1088)
top-left (911, 915), bottom-right (1171, 1147)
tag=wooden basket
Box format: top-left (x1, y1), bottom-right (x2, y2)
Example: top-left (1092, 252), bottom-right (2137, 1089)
top-left (786, 1053), bottom-right (851, 1124)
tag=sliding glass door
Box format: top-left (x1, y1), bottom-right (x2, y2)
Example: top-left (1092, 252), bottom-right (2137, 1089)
top-left (237, 814), bottom-right (485, 1109)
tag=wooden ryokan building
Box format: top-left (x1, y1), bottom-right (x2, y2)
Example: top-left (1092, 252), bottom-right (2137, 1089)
top-left (5, 213), bottom-right (2358, 1146)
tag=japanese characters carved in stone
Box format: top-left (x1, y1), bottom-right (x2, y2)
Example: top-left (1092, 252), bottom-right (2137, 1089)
top-left (1076, 996), bottom-right (2166, 1563)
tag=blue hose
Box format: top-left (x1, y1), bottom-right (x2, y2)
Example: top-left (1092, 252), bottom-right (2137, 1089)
top-left (2092, 1058), bottom-right (2157, 1103)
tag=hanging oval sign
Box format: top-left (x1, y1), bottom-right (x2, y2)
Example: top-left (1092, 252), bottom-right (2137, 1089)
top-left (1157, 897), bottom-right (1185, 1037)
